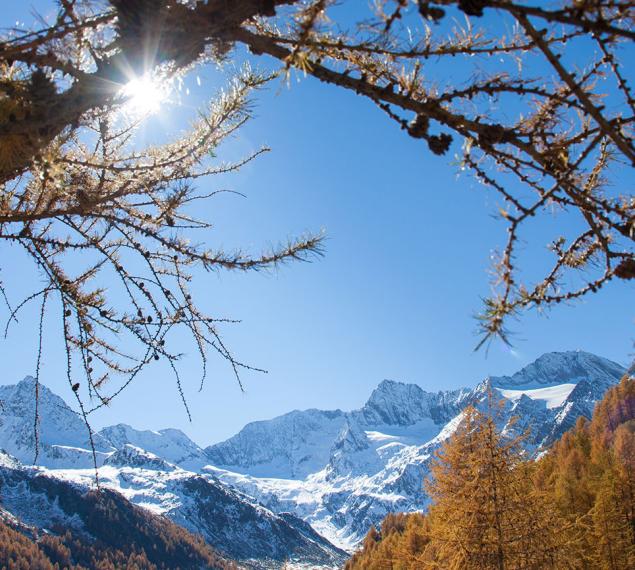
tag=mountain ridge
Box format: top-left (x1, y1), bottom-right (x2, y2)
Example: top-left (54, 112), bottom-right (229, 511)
top-left (0, 350), bottom-right (627, 562)
top-left (202, 351), bottom-right (626, 547)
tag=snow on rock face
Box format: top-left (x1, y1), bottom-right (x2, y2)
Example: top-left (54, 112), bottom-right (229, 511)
top-left (205, 409), bottom-right (348, 479)
top-left (326, 419), bottom-right (382, 480)
top-left (103, 444), bottom-right (176, 471)
top-left (99, 424), bottom-right (207, 470)
top-left (0, 448), bottom-right (347, 569)
top-left (205, 351), bottom-right (626, 548)
top-left (0, 457), bottom-right (343, 569)
top-left (205, 384), bottom-right (471, 482)
top-left (355, 380), bottom-right (471, 426)
top-left (489, 351), bottom-right (624, 389)
top-left (42, 460), bottom-right (347, 568)
top-left (357, 380), bottom-right (432, 426)
top-left (496, 384), bottom-right (577, 410)
top-left (0, 377), bottom-right (113, 468)
top-left (0, 351), bottom-right (627, 559)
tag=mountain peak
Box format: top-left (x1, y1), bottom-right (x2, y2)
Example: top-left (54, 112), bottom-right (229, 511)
top-left (367, 379), bottom-right (424, 400)
top-left (104, 444), bottom-right (176, 471)
top-left (13, 375), bottom-right (48, 398)
top-left (359, 379), bottom-right (469, 427)
top-left (0, 377), bottom-right (113, 467)
top-left (98, 423), bottom-right (206, 470)
top-left (18, 375), bottom-right (36, 385)
top-left (490, 351), bottom-right (625, 389)
top-left (375, 378), bottom-right (411, 390)
top-left (360, 380), bottom-right (429, 426)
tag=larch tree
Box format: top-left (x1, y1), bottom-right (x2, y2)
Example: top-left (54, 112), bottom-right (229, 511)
top-left (424, 404), bottom-right (571, 569)
top-left (0, 1), bottom-right (633, 447)
top-left (346, 377), bottom-right (635, 569)
top-left (344, 512), bottom-right (431, 570)
top-left (591, 466), bottom-right (635, 570)
top-left (0, 1), bottom-right (325, 466)
top-left (533, 375), bottom-right (635, 570)
top-left (586, 377), bottom-right (635, 569)
top-left (613, 422), bottom-right (635, 538)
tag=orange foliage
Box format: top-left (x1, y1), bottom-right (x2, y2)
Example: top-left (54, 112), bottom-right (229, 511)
top-left (347, 376), bottom-right (635, 570)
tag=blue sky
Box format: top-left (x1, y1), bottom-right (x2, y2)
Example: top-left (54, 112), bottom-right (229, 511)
top-left (1, 1), bottom-right (633, 445)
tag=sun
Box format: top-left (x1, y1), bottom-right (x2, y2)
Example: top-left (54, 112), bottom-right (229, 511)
top-left (121, 73), bottom-right (169, 116)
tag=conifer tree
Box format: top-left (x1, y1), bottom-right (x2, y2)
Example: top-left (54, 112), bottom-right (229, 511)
top-left (591, 467), bottom-right (635, 570)
top-left (613, 423), bottom-right (635, 536)
top-left (424, 405), bottom-right (569, 569)
top-left (534, 376), bottom-right (635, 570)
top-left (344, 512), bottom-right (431, 570)
top-left (347, 377), bottom-right (635, 570)
top-left (2, 0), bottom-right (632, 363)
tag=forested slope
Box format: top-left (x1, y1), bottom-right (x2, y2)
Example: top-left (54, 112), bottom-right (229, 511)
top-left (346, 375), bottom-right (635, 569)
top-left (0, 486), bottom-right (236, 570)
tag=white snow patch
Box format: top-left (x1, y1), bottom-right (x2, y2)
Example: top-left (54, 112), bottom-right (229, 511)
top-left (496, 383), bottom-right (576, 409)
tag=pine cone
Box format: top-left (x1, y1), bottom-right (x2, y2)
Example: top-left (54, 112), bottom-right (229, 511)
top-left (427, 133), bottom-right (453, 155)
top-left (614, 258), bottom-right (635, 280)
top-left (407, 114), bottom-right (430, 139)
top-left (458, 0), bottom-right (487, 17)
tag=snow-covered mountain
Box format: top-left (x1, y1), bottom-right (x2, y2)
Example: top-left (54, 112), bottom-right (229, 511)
top-left (99, 423), bottom-right (209, 471)
top-left (0, 376), bottom-right (114, 468)
top-left (49, 449), bottom-right (346, 568)
top-left (0, 380), bottom-right (346, 569)
top-left (204, 351), bottom-right (626, 547)
top-left (205, 381), bottom-right (473, 482)
top-left (0, 451), bottom-right (237, 569)
top-left (0, 350), bottom-right (627, 562)
top-left (489, 350), bottom-right (624, 389)
top-left (206, 409), bottom-right (348, 479)
top-left (352, 380), bottom-right (472, 426)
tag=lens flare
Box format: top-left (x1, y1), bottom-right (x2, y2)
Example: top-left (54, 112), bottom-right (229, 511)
top-left (121, 74), bottom-right (168, 116)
